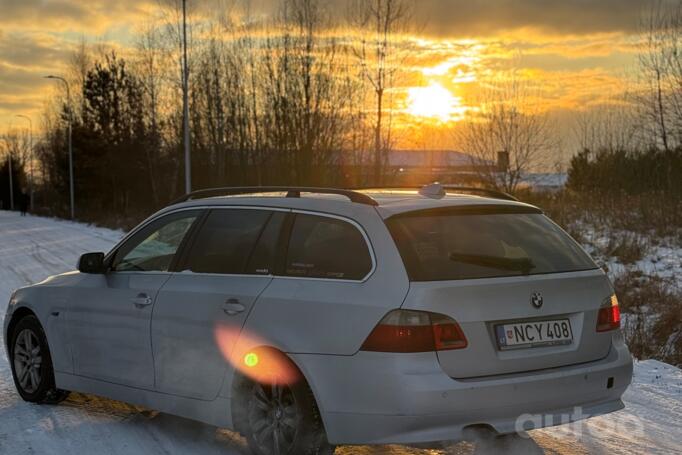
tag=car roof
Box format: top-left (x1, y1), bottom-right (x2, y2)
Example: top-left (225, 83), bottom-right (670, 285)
top-left (362, 190), bottom-right (539, 218)
top-left (160, 188), bottom-right (540, 220)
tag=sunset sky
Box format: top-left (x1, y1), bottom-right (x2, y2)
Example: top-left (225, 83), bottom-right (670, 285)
top-left (0, 0), bottom-right (649, 155)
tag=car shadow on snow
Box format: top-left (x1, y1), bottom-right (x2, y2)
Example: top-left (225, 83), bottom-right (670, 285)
top-left (0, 389), bottom-right (250, 455)
top-left (0, 387), bottom-right (548, 455)
top-left (63, 392), bottom-right (252, 454)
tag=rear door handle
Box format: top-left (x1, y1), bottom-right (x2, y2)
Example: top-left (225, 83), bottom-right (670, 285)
top-left (132, 293), bottom-right (153, 308)
top-left (223, 298), bottom-right (245, 315)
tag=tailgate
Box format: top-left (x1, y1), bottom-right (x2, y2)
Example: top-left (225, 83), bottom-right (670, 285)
top-left (401, 269), bottom-right (615, 378)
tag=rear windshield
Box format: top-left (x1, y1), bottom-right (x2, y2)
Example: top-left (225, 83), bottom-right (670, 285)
top-left (386, 207), bottom-right (596, 281)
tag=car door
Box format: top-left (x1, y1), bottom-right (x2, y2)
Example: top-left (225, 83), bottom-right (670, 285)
top-left (67, 210), bottom-right (202, 389)
top-left (151, 208), bottom-right (285, 400)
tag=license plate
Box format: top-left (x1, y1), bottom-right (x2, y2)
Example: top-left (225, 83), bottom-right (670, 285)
top-left (495, 319), bottom-right (573, 350)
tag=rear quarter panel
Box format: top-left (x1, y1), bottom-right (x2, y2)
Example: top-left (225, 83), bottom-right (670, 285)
top-left (240, 204), bottom-right (410, 356)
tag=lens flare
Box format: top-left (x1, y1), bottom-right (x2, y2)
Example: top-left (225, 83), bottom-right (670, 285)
top-left (214, 322), bottom-right (299, 385)
top-left (244, 352), bottom-right (259, 368)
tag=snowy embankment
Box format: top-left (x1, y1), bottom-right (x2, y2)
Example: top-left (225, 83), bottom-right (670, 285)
top-left (580, 227), bottom-right (682, 291)
top-left (0, 211), bottom-right (680, 454)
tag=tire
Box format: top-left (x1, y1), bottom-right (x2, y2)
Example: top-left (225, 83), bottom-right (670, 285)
top-left (239, 369), bottom-right (335, 455)
top-left (9, 314), bottom-right (70, 404)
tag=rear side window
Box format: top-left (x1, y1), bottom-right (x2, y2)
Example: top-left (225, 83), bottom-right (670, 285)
top-left (182, 209), bottom-right (272, 275)
top-left (387, 209), bottom-right (596, 281)
top-left (246, 211), bottom-right (286, 275)
top-left (284, 214), bottom-right (372, 280)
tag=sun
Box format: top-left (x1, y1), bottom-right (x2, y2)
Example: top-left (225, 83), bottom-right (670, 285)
top-left (406, 82), bottom-right (466, 122)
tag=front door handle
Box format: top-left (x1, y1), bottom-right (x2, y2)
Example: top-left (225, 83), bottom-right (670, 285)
top-left (223, 299), bottom-right (245, 316)
top-left (132, 293), bottom-right (153, 308)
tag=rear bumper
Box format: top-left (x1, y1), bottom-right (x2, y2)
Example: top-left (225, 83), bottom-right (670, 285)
top-left (291, 332), bottom-right (633, 445)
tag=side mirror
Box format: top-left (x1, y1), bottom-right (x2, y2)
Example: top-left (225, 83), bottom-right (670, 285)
top-left (78, 252), bottom-right (106, 274)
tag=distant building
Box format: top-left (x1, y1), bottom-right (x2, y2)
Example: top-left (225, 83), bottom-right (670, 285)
top-left (334, 149), bottom-right (568, 190)
top-left (519, 173), bottom-right (568, 192)
top-left (336, 149), bottom-right (511, 187)
top-left (381, 149), bottom-right (493, 186)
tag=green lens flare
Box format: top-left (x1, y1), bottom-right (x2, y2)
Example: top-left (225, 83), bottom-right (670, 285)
top-left (244, 352), bottom-right (259, 368)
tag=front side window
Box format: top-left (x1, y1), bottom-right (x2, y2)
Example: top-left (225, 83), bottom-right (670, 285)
top-left (182, 209), bottom-right (274, 275)
top-left (113, 211), bottom-right (200, 272)
top-left (387, 208), bottom-right (597, 281)
top-left (284, 214), bottom-right (372, 280)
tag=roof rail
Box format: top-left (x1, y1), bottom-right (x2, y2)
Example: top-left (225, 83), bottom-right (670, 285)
top-left (170, 186), bottom-right (379, 206)
top-left (355, 184), bottom-right (518, 202)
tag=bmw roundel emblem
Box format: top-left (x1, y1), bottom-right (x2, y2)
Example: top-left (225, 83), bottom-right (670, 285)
top-left (531, 292), bottom-right (543, 309)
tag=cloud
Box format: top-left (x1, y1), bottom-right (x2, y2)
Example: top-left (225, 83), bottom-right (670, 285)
top-left (0, 98), bottom-right (42, 113)
top-left (0, 32), bottom-right (71, 126)
top-left (0, 0), bottom-right (643, 136)
top-left (0, 0), bottom-right (654, 41)
top-left (412, 0), bottom-right (648, 38)
top-left (0, 61), bottom-right (57, 126)
top-left (247, 0), bottom-right (649, 38)
top-left (0, 0), bottom-right (157, 34)
top-left (0, 0), bottom-right (89, 27)
top-left (0, 32), bottom-right (71, 68)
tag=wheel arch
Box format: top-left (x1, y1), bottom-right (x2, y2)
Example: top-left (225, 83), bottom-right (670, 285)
top-left (228, 345), bottom-right (330, 435)
top-left (5, 306), bottom-right (39, 349)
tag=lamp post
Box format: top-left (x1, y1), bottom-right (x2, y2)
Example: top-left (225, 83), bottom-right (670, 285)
top-left (15, 114), bottom-right (33, 212)
top-left (45, 75), bottom-right (75, 219)
top-left (182, 0), bottom-right (191, 194)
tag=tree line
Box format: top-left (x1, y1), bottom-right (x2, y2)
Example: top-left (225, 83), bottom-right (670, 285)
top-left (1, 0), bottom-right (412, 226)
top-left (568, 1), bottom-right (682, 200)
top-left (1, 0), bottom-right (682, 226)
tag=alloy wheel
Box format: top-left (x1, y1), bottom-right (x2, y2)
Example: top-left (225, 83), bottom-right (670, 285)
top-left (248, 381), bottom-right (301, 455)
top-left (13, 328), bottom-right (43, 394)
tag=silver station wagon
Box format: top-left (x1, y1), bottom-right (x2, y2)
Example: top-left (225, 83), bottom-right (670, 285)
top-left (5, 185), bottom-right (633, 454)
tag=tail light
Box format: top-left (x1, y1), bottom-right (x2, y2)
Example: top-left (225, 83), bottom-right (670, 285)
top-left (596, 294), bottom-right (621, 332)
top-left (361, 310), bottom-right (468, 353)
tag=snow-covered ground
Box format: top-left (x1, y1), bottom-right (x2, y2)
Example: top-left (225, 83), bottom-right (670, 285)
top-left (580, 226), bottom-right (682, 291)
top-left (0, 210), bottom-right (681, 454)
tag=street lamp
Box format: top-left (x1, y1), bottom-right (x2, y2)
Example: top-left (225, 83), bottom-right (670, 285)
top-left (45, 75), bottom-right (75, 220)
top-left (182, 0), bottom-right (191, 194)
top-left (15, 114), bottom-right (34, 212)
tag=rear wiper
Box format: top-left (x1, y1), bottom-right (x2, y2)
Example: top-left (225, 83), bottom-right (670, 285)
top-left (449, 252), bottom-right (535, 275)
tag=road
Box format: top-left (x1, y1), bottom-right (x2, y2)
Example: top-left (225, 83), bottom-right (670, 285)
top-left (0, 210), bottom-right (680, 454)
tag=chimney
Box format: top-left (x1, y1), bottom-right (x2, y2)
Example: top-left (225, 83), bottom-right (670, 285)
top-left (497, 151), bottom-right (509, 172)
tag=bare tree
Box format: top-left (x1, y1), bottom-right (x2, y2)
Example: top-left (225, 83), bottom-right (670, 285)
top-left (67, 38), bottom-right (93, 120)
top-left (134, 22), bottom-right (175, 206)
top-left (574, 97), bottom-right (639, 154)
top-left (348, 0), bottom-right (412, 184)
top-left (158, 0), bottom-right (197, 191)
top-left (638, 0), bottom-right (682, 150)
top-left (29, 0), bottom-right (372, 219)
top-left (257, 0), bottom-right (356, 184)
top-left (456, 72), bottom-right (555, 193)
top-left (640, 1), bottom-right (673, 150)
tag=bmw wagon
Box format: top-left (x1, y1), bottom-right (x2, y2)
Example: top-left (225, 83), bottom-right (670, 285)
top-left (4, 184), bottom-right (633, 454)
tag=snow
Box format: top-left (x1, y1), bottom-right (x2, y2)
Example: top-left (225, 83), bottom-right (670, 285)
top-left (522, 173), bottom-right (568, 190)
top-left (580, 226), bottom-right (682, 291)
top-left (1, 210), bottom-right (681, 454)
top-left (0, 213), bottom-right (122, 307)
